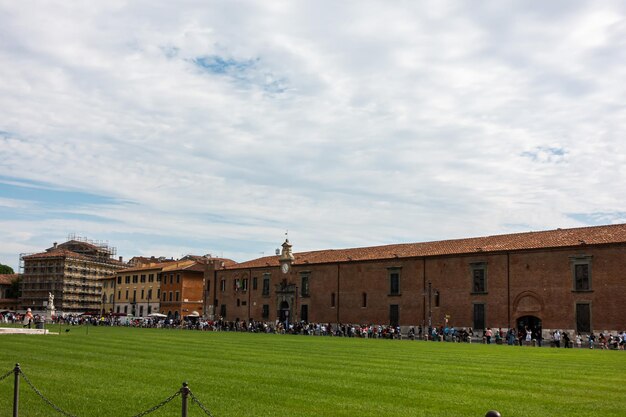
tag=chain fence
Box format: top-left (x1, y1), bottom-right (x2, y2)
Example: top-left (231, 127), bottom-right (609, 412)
top-left (18, 369), bottom-right (78, 417)
top-left (0, 369), bottom-right (13, 383)
top-left (131, 390), bottom-right (181, 417)
top-left (2, 364), bottom-right (219, 417)
top-left (189, 390), bottom-right (215, 417)
top-left (3, 364), bottom-right (502, 417)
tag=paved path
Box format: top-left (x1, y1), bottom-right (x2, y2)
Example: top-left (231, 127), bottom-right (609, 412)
top-left (0, 327), bottom-right (57, 335)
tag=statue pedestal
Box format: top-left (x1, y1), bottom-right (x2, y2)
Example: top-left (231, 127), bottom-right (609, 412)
top-left (46, 308), bottom-right (55, 323)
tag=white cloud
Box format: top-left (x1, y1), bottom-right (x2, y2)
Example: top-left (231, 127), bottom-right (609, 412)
top-left (1, 0), bottom-right (626, 269)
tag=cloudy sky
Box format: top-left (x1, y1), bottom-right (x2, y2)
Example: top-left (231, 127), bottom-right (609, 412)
top-left (1, 1), bottom-right (626, 270)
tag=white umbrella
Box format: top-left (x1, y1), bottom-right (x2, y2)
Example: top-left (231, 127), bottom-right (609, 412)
top-left (148, 313), bottom-right (167, 318)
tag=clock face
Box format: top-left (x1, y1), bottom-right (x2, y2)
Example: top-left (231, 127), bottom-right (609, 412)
top-left (281, 263), bottom-right (290, 274)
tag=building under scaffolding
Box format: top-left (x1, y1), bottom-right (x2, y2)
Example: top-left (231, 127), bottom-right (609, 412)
top-left (20, 237), bottom-right (127, 313)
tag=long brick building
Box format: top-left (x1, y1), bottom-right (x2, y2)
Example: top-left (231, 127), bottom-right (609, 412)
top-left (210, 224), bottom-right (626, 337)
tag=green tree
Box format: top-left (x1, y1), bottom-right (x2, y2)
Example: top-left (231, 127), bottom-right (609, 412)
top-left (0, 263), bottom-right (14, 274)
top-left (6, 276), bottom-right (21, 299)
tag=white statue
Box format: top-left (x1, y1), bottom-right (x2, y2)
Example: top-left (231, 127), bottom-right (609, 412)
top-left (48, 292), bottom-right (55, 310)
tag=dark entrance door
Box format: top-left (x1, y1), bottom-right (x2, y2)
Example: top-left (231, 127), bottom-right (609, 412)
top-left (517, 315), bottom-right (542, 339)
top-left (279, 301), bottom-right (290, 325)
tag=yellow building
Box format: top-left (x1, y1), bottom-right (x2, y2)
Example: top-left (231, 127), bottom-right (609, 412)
top-left (100, 276), bottom-right (116, 315)
top-left (114, 262), bottom-right (173, 317)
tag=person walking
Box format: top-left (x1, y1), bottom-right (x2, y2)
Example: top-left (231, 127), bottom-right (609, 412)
top-left (23, 308), bottom-right (34, 328)
top-left (553, 330), bottom-right (561, 348)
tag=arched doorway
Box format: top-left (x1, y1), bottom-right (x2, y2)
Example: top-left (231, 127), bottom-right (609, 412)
top-left (517, 315), bottom-right (542, 340)
top-left (279, 301), bottom-right (290, 325)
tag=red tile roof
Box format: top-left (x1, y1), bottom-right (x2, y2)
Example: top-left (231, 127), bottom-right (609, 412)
top-left (0, 274), bottom-right (19, 285)
top-left (228, 223), bottom-right (626, 270)
top-left (161, 260), bottom-right (199, 272)
top-left (22, 248), bottom-right (126, 266)
top-left (117, 261), bottom-right (178, 274)
top-left (22, 248), bottom-right (90, 261)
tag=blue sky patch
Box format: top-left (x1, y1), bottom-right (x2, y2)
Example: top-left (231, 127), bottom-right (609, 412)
top-left (0, 175), bottom-right (121, 209)
top-left (193, 55), bottom-right (257, 75)
top-left (567, 212), bottom-right (626, 225)
top-left (520, 146), bottom-right (567, 163)
top-left (192, 55), bottom-right (287, 94)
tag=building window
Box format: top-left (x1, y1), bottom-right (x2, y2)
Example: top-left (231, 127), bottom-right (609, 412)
top-left (220, 279), bottom-right (226, 292)
top-left (124, 305), bottom-right (128, 314)
top-left (157, 274), bottom-right (161, 282)
top-left (301, 273), bottom-right (310, 297)
top-left (109, 294), bottom-right (114, 303)
top-left (242, 278), bottom-right (248, 291)
top-left (576, 303), bottom-right (591, 333)
top-left (125, 290), bottom-right (129, 300)
top-left (157, 289), bottom-right (160, 298)
top-left (220, 304), bottom-right (226, 318)
top-left (169, 291), bottom-right (173, 302)
top-left (125, 276), bottom-right (130, 284)
top-left (132, 290), bottom-right (137, 301)
top-left (133, 275), bottom-right (138, 284)
top-left (252, 277), bottom-right (258, 290)
top-left (140, 274), bottom-right (146, 283)
top-left (362, 292), bottom-right (367, 308)
top-left (117, 276), bottom-right (122, 284)
top-left (473, 303), bottom-right (485, 330)
top-left (571, 256), bottom-right (592, 291)
top-left (116, 305), bottom-right (120, 313)
top-left (471, 262), bottom-right (487, 293)
top-left (331, 292), bottom-right (336, 308)
top-left (389, 304), bottom-right (399, 327)
top-left (262, 304), bottom-right (269, 319)
top-left (176, 274), bottom-right (180, 284)
top-left (162, 292), bottom-right (166, 301)
top-left (175, 291), bottom-right (180, 301)
top-left (148, 274), bottom-right (154, 282)
top-left (237, 298), bottom-right (240, 307)
top-left (262, 274), bottom-right (270, 296)
top-left (147, 289), bottom-right (152, 300)
top-left (301, 305), bottom-right (308, 323)
top-left (388, 268), bottom-right (401, 295)
top-left (435, 290), bottom-right (440, 307)
top-left (141, 289), bottom-right (145, 299)
top-left (118, 290), bottom-right (121, 300)
top-left (139, 305), bottom-right (144, 316)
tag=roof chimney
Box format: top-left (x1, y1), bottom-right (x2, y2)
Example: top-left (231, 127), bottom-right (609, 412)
top-left (53, 242), bottom-right (58, 249)
top-left (119, 256), bottom-right (123, 262)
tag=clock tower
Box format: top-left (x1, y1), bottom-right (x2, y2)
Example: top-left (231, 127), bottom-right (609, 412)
top-left (278, 238), bottom-right (294, 274)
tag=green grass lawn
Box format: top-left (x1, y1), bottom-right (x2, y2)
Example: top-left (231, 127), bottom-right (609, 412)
top-left (1, 325), bottom-right (624, 417)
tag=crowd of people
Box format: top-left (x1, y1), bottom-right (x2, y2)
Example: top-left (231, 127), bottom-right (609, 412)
top-left (2, 310), bottom-right (625, 349)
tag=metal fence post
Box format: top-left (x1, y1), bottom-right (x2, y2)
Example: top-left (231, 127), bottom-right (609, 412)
top-left (181, 382), bottom-right (189, 417)
top-left (13, 363), bottom-right (20, 417)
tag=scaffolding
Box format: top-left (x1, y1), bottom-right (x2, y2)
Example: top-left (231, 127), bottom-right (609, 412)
top-left (66, 233), bottom-right (117, 259)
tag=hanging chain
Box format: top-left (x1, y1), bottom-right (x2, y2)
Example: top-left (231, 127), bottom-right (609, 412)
top-left (131, 390), bottom-right (181, 417)
top-left (19, 369), bottom-right (78, 417)
top-left (0, 368), bottom-right (13, 382)
top-left (10, 366), bottom-right (208, 417)
top-left (189, 390), bottom-right (216, 417)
